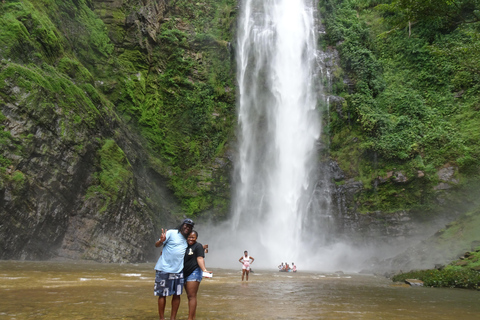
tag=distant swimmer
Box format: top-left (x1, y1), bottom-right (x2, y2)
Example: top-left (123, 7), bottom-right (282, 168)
top-left (239, 251), bottom-right (255, 281)
top-left (292, 262), bottom-right (297, 272)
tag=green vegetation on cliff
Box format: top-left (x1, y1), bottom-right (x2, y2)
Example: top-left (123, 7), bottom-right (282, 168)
top-left (104, 0), bottom-right (237, 216)
top-left (392, 207), bottom-right (480, 289)
top-left (0, 0), bottom-right (237, 217)
top-left (320, 0), bottom-right (480, 215)
top-left (86, 139), bottom-right (134, 213)
top-left (0, 0), bottom-right (114, 207)
top-left (0, 0), bottom-right (237, 261)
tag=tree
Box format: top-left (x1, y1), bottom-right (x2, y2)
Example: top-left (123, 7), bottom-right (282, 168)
top-left (377, 0), bottom-right (480, 36)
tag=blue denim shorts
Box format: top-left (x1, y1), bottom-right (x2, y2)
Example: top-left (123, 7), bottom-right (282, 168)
top-left (186, 267), bottom-right (203, 282)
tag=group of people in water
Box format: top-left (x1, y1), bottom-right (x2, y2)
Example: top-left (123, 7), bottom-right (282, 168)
top-left (153, 219), bottom-right (254, 320)
top-left (278, 262), bottom-right (297, 272)
top-left (154, 218), bottom-right (298, 319)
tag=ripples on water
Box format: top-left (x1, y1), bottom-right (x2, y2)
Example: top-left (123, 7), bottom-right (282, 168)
top-left (0, 261), bottom-right (479, 319)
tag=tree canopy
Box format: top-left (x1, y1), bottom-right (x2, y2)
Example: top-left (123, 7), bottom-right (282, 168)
top-left (377, 0), bottom-right (480, 33)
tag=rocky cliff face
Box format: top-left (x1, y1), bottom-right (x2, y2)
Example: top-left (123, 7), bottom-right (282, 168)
top-left (2, 0), bottom-right (476, 266)
top-left (0, 61), bottom-right (179, 262)
top-left (315, 43), bottom-right (470, 251)
top-left (0, 0), bottom-right (234, 262)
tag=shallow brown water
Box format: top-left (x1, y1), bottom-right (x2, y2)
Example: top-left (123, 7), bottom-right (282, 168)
top-left (1, 261), bottom-right (479, 319)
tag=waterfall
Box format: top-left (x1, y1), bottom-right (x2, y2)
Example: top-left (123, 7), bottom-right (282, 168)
top-left (203, 0), bottom-right (333, 270)
top-left (234, 0), bottom-right (323, 267)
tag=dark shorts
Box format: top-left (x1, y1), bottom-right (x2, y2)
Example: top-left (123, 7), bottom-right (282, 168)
top-left (154, 271), bottom-right (184, 297)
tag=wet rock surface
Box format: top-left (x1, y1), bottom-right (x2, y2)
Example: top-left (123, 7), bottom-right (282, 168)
top-left (0, 0), bottom-right (235, 263)
top-left (405, 279), bottom-right (424, 286)
top-left (0, 84), bottom-right (179, 262)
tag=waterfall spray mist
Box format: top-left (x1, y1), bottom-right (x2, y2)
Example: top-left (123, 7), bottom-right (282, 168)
top-left (233, 0), bottom-right (321, 267)
top-left (201, 0), bottom-right (330, 270)
top-left (198, 0), bottom-right (427, 273)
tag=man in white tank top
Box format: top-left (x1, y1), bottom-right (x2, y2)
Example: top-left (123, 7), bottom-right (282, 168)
top-left (239, 250), bottom-right (255, 281)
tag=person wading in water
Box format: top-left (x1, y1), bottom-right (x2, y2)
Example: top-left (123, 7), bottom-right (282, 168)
top-left (154, 219), bottom-right (194, 320)
top-left (239, 250), bottom-right (254, 281)
top-left (183, 230), bottom-right (211, 320)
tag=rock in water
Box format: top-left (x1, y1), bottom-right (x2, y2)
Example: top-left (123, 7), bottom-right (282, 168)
top-left (405, 279), bottom-right (424, 287)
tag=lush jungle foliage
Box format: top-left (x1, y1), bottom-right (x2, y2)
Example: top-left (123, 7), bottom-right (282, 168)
top-left (0, 0), bottom-right (237, 216)
top-left (392, 264), bottom-right (480, 289)
top-left (113, 0), bottom-right (237, 215)
top-left (320, 0), bottom-right (480, 215)
top-left (2, 0), bottom-right (480, 220)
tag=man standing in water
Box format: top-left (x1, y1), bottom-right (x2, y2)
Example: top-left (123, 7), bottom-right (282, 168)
top-left (239, 250), bottom-right (254, 281)
top-left (154, 219), bottom-right (194, 320)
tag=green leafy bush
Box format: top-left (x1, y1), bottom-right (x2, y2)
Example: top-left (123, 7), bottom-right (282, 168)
top-left (321, 0), bottom-right (480, 214)
top-left (392, 267), bottom-right (480, 289)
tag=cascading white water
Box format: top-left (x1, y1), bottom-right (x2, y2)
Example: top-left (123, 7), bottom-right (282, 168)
top-left (200, 0), bottom-right (366, 271)
top-left (208, 0), bottom-right (322, 269)
top-left (202, 0), bottom-right (391, 272)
